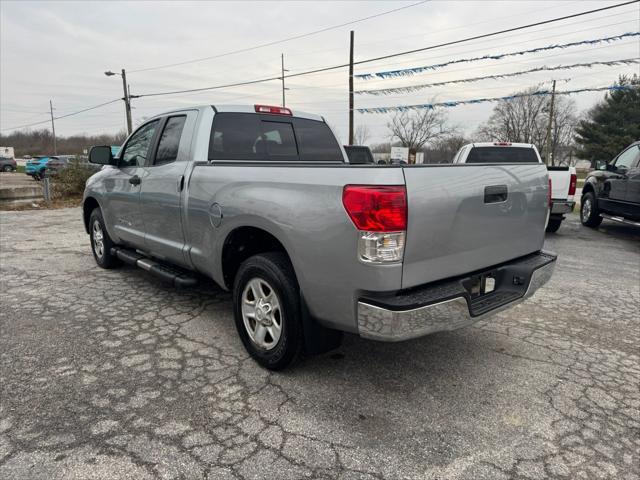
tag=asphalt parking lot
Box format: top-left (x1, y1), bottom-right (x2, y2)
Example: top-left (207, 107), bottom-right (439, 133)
top-left (0, 207), bottom-right (638, 480)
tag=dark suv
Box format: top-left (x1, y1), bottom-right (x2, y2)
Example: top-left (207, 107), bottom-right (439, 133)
top-left (581, 141), bottom-right (640, 228)
top-left (0, 156), bottom-right (17, 172)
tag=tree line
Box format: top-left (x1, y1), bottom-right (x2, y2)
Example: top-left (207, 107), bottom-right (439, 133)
top-left (0, 129), bottom-right (127, 158)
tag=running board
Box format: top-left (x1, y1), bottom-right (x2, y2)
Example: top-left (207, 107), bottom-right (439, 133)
top-left (110, 247), bottom-right (198, 288)
top-left (600, 214), bottom-right (640, 227)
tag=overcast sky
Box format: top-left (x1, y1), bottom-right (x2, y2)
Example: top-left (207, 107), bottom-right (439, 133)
top-left (1, 0), bottom-right (639, 144)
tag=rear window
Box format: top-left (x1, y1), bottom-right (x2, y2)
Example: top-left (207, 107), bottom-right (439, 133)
top-left (209, 113), bottom-right (343, 162)
top-left (466, 147), bottom-right (539, 163)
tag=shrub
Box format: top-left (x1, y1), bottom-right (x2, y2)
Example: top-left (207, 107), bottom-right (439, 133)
top-left (52, 159), bottom-right (96, 199)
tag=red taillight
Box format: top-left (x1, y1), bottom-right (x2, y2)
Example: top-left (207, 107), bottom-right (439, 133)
top-left (568, 173), bottom-right (577, 196)
top-left (342, 185), bottom-right (407, 232)
top-left (548, 178), bottom-right (552, 209)
top-left (254, 104), bottom-right (292, 115)
top-left (494, 142), bottom-right (512, 146)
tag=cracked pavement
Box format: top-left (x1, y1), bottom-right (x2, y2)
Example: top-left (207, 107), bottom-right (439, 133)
top-left (0, 207), bottom-right (638, 480)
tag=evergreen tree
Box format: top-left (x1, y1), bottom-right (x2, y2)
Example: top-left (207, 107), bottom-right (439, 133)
top-left (575, 75), bottom-right (640, 166)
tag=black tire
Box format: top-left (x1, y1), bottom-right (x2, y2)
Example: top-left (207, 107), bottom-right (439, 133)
top-left (546, 217), bottom-right (562, 233)
top-left (580, 191), bottom-right (602, 228)
top-left (2, 165), bottom-right (13, 172)
top-left (89, 208), bottom-right (120, 269)
top-left (233, 252), bottom-right (303, 370)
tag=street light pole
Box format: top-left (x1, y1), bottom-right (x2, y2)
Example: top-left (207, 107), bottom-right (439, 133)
top-left (121, 69), bottom-right (133, 135)
top-left (105, 69), bottom-right (133, 135)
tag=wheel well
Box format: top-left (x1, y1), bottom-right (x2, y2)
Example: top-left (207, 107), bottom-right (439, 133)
top-left (83, 197), bottom-right (100, 233)
top-left (221, 227), bottom-right (290, 289)
top-left (582, 182), bottom-right (594, 195)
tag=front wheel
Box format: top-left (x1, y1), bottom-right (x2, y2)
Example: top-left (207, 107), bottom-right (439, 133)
top-left (233, 253), bottom-right (303, 370)
top-left (89, 208), bottom-right (120, 269)
top-left (2, 165), bottom-right (13, 172)
top-left (580, 191), bottom-right (602, 228)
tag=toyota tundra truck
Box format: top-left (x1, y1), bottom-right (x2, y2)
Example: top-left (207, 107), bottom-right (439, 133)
top-left (83, 105), bottom-right (556, 370)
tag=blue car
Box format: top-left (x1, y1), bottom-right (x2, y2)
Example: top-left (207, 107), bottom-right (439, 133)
top-left (25, 156), bottom-right (51, 180)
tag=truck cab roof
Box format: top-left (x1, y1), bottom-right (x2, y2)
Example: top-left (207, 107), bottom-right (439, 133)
top-left (148, 105), bottom-right (325, 123)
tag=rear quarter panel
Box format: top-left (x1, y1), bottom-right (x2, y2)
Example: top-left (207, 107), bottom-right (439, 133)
top-left (185, 164), bottom-right (406, 333)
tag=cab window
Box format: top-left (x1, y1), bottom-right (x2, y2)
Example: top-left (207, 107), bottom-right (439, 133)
top-left (120, 120), bottom-right (160, 168)
top-left (613, 145), bottom-right (639, 170)
top-left (154, 116), bottom-right (187, 166)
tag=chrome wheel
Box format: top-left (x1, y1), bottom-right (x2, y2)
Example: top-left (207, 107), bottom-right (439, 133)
top-left (241, 278), bottom-right (282, 350)
top-left (582, 198), bottom-right (592, 223)
top-left (92, 220), bottom-right (104, 259)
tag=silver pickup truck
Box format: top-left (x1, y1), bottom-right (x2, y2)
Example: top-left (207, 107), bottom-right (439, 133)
top-left (83, 104), bottom-right (556, 369)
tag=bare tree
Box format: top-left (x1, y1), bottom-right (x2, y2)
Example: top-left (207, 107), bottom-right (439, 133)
top-left (387, 108), bottom-right (452, 151)
top-left (353, 124), bottom-right (371, 145)
top-left (476, 85), bottom-right (577, 164)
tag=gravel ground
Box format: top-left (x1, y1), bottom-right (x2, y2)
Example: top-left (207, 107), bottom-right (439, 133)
top-left (0, 208), bottom-right (638, 480)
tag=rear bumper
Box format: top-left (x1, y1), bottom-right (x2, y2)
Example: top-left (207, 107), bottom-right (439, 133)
top-left (357, 251), bottom-right (556, 341)
top-left (551, 200), bottom-right (575, 215)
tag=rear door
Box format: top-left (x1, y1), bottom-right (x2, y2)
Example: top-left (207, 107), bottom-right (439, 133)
top-left (106, 119), bottom-right (160, 248)
top-left (401, 163), bottom-right (549, 289)
top-left (139, 111), bottom-right (197, 267)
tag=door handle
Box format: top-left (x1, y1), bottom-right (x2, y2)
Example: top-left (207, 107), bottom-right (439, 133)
top-left (129, 175), bottom-right (141, 186)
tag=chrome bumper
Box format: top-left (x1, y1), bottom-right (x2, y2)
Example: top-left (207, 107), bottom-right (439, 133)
top-left (551, 200), bottom-right (575, 215)
top-left (357, 253), bottom-right (556, 342)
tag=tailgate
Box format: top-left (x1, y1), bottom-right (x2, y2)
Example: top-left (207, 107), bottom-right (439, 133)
top-left (401, 164), bottom-right (549, 289)
top-left (548, 167), bottom-right (570, 200)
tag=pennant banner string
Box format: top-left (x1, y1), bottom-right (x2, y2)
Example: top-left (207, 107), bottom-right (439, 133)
top-left (356, 85), bottom-right (634, 114)
top-left (354, 32), bottom-right (640, 80)
top-left (355, 58), bottom-right (640, 95)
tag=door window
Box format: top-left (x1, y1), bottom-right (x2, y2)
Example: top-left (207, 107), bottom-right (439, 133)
top-left (120, 120), bottom-right (160, 168)
top-left (154, 116), bottom-right (187, 166)
top-left (613, 145), bottom-right (639, 170)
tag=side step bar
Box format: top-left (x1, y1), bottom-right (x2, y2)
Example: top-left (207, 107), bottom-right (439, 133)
top-left (110, 247), bottom-right (198, 288)
top-left (600, 214), bottom-right (640, 227)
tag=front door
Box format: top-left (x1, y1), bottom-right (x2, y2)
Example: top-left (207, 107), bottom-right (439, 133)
top-left (106, 119), bottom-right (160, 248)
top-left (601, 145), bottom-right (638, 215)
top-left (139, 112), bottom-right (195, 267)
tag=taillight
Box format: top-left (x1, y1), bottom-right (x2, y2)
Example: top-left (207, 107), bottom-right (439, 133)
top-left (254, 104), bottom-right (292, 115)
top-left (494, 142), bottom-right (512, 146)
top-left (548, 178), bottom-right (552, 209)
top-left (568, 173), bottom-right (577, 196)
top-left (343, 185), bottom-right (407, 263)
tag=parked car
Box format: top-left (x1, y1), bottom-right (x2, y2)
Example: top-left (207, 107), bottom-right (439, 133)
top-left (45, 157), bottom-right (70, 176)
top-left (452, 142), bottom-right (577, 232)
top-left (581, 141), bottom-right (640, 228)
top-left (83, 104), bottom-right (556, 370)
top-left (0, 156), bottom-right (17, 172)
top-left (25, 156), bottom-right (50, 180)
top-left (344, 145), bottom-right (375, 164)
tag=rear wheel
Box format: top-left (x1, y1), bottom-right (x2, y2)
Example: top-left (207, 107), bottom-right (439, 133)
top-left (89, 208), bottom-right (120, 269)
top-left (233, 252), bottom-right (303, 370)
top-left (546, 217), bottom-right (563, 233)
top-left (580, 191), bottom-right (602, 228)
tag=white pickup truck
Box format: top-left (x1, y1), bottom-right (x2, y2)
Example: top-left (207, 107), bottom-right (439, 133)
top-left (452, 142), bottom-right (576, 232)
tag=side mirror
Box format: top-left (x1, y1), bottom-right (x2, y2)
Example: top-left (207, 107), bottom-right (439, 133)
top-left (595, 160), bottom-right (607, 171)
top-left (89, 145), bottom-right (116, 165)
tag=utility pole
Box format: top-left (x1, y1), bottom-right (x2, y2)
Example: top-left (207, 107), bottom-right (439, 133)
top-left (545, 79), bottom-right (556, 166)
top-left (49, 99), bottom-right (57, 155)
top-left (121, 69), bottom-right (133, 134)
top-left (348, 30), bottom-right (354, 145)
top-left (105, 69), bottom-right (133, 134)
top-left (280, 54), bottom-right (289, 107)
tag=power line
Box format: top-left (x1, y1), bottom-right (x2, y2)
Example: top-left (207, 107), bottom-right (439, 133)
top-left (356, 85), bottom-right (634, 114)
top-left (133, 0), bottom-right (639, 99)
top-left (1, 99), bottom-right (121, 132)
top-left (127, 0), bottom-right (430, 73)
